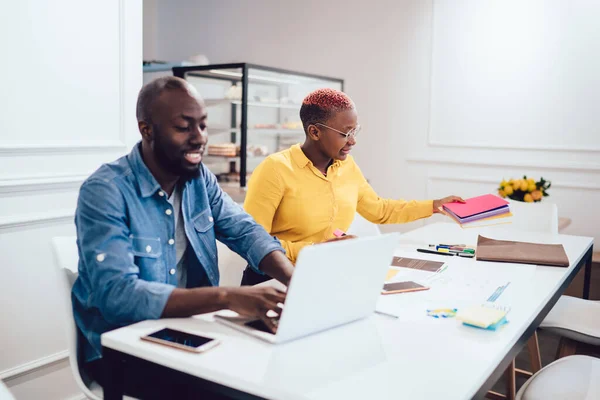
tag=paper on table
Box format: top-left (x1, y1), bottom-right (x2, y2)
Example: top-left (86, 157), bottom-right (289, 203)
top-left (385, 269), bottom-right (399, 281)
top-left (386, 268), bottom-right (435, 284)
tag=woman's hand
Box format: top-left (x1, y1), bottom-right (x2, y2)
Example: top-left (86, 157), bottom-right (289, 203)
top-left (323, 234), bottom-right (358, 243)
top-left (433, 196), bottom-right (466, 213)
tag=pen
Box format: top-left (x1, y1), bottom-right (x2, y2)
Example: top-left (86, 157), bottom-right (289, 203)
top-left (457, 252), bottom-right (475, 258)
top-left (417, 248), bottom-right (455, 257)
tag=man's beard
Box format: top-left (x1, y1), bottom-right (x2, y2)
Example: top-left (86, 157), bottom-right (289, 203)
top-left (153, 133), bottom-right (201, 181)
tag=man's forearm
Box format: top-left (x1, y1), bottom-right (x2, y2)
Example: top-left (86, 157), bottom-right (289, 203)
top-left (259, 250), bottom-right (294, 286)
top-left (161, 287), bottom-right (230, 318)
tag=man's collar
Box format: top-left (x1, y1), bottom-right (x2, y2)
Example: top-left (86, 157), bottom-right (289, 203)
top-left (128, 142), bottom-right (162, 198)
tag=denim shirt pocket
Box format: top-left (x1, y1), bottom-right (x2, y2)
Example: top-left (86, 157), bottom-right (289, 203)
top-left (192, 209), bottom-right (217, 265)
top-left (192, 209), bottom-right (214, 233)
top-left (131, 236), bottom-right (163, 281)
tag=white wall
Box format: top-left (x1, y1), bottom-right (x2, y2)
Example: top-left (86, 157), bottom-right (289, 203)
top-left (405, 0), bottom-right (600, 244)
top-left (152, 0), bottom-right (433, 232)
top-left (150, 0), bottom-right (600, 245)
top-left (143, 0), bottom-right (158, 60)
top-left (0, 1), bottom-right (142, 398)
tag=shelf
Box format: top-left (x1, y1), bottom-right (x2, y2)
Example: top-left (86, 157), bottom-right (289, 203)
top-left (209, 127), bottom-right (304, 135)
top-left (177, 63), bottom-right (343, 189)
top-left (250, 129), bottom-right (304, 134)
top-left (204, 99), bottom-right (300, 109)
top-left (204, 154), bottom-right (268, 161)
top-left (143, 62), bottom-right (184, 73)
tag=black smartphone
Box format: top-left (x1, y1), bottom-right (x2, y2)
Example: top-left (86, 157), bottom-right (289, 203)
top-left (381, 281), bottom-right (429, 295)
top-left (141, 328), bottom-right (220, 353)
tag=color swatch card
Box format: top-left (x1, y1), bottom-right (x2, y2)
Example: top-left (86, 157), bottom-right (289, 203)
top-left (390, 256), bottom-right (445, 272)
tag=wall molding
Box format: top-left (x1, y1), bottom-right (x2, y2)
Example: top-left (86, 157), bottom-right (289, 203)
top-left (426, 2), bottom-right (600, 154)
top-left (407, 156), bottom-right (600, 173)
top-left (0, 209), bottom-right (74, 230)
top-left (0, 0), bottom-right (129, 155)
top-left (426, 175), bottom-right (600, 192)
top-left (427, 139), bottom-right (600, 153)
top-left (0, 141), bottom-right (127, 156)
top-left (0, 174), bottom-right (90, 194)
top-left (0, 351), bottom-right (68, 381)
top-left (118, 0), bottom-right (127, 146)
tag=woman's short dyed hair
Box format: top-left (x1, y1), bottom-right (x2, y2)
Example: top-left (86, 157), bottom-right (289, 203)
top-left (299, 88), bottom-right (355, 133)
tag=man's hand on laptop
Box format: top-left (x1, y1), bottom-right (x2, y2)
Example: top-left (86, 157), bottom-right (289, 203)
top-left (224, 287), bottom-right (286, 333)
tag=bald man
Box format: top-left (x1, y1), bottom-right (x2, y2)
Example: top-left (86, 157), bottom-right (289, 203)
top-left (72, 77), bottom-right (293, 395)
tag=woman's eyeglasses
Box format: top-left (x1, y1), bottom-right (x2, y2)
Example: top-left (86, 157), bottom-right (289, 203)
top-left (315, 123), bottom-right (361, 142)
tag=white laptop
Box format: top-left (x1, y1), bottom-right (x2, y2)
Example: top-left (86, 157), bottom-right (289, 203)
top-left (214, 233), bottom-right (399, 343)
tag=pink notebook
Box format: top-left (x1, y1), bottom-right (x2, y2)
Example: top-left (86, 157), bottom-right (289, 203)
top-left (443, 194), bottom-right (509, 219)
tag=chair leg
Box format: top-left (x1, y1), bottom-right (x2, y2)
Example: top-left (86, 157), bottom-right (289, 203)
top-left (527, 331), bottom-right (542, 373)
top-left (556, 336), bottom-right (578, 359)
top-left (486, 360), bottom-right (516, 400)
top-left (505, 359), bottom-right (516, 400)
top-left (486, 391), bottom-right (507, 400)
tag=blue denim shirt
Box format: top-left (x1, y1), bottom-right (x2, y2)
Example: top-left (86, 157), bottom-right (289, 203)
top-left (72, 143), bottom-right (283, 362)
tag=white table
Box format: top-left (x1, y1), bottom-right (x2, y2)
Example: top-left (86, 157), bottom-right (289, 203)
top-left (0, 380), bottom-right (15, 400)
top-left (101, 223), bottom-right (593, 400)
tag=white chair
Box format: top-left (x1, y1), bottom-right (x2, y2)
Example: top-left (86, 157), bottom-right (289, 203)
top-left (486, 201), bottom-right (558, 399)
top-left (516, 355), bottom-right (600, 400)
top-left (52, 236), bottom-right (103, 400)
top-left (506, 200), bottom-right (600, 360)
top-left (506, 199), bottom-right (558, 234)
top-left (347, 213), bottom-right (381, 237)
top-left (216, 240), bottom-right (247, 287)
top-left (539, 296), bottom-right (600, 358)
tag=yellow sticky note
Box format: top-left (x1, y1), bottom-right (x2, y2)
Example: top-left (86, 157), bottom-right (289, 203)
top-left (385, 269), bottom-right (398, 281)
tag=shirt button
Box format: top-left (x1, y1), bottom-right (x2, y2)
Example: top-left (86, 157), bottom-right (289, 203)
top-left (96, 253), bottom-right (105, 262)
top-left (208, 216), bottom-right (214, 222)
top-left (158, 191), bottom-right (165, 197)
top-left (165, 209), bottom-right (172, 216)
top-left (145, 245), bottom-right (152, 253)
top-left (169, 268), bottom-right (176, 275)
top-left (168, 239), bottom-right (175, 245)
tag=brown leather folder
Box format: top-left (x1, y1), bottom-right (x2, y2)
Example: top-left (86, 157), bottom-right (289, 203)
top-left (476, 235), bottom-right (569, 267)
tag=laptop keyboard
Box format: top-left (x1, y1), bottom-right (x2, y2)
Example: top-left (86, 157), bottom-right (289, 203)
top-left (244, 316), bottom-right (280, 333)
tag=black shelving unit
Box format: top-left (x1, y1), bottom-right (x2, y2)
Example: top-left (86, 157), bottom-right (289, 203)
top-left (173, 63), bottom-right (344, 188)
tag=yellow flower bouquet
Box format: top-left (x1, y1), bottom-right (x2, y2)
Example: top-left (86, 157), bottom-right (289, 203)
top-left (498, 176), bottom-right (551, 203)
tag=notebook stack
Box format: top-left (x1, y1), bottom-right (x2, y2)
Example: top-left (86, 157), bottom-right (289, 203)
top-left (442, 194), bottom-right (512, 228)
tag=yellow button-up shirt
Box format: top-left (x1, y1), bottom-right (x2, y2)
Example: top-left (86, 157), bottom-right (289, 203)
top-left (244, 144), bottom-right (433, 263)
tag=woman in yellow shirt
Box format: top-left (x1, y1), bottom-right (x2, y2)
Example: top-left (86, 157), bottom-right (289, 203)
top-left (242, 88), bottom-right (463, 285)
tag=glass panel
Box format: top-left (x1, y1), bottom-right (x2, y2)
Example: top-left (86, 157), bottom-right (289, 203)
top-left (178, 65), bottom-right (343, 188)
top-left (182, 68), bottom-right (243, 183)
top-left (245, 67), bottom-right (342, 180)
